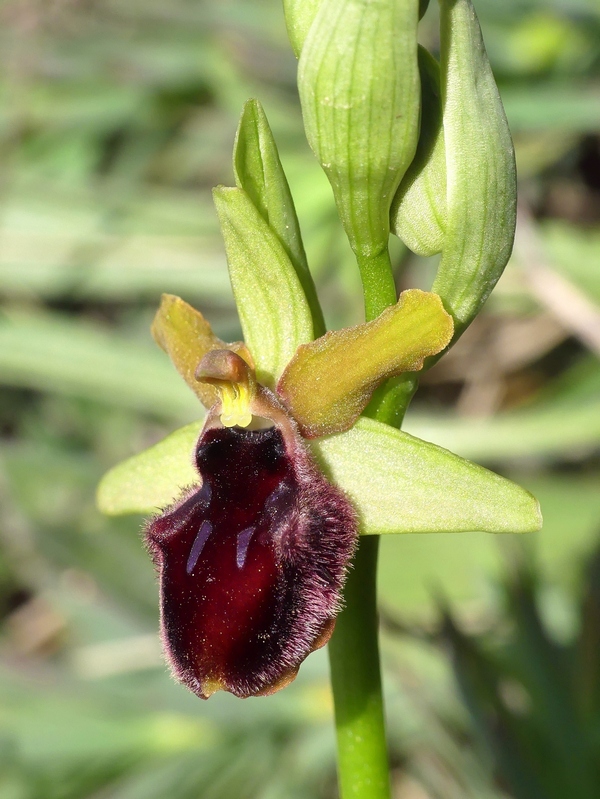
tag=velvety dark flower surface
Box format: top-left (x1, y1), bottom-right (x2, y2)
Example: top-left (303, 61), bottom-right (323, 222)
top-left (146, 400), bottom-right (357, 699)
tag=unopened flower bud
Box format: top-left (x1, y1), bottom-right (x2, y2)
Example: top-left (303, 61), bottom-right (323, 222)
top-left (297, 0), bottom-right (420, 312)
top-left (432, 0), bottom-right (517, 340)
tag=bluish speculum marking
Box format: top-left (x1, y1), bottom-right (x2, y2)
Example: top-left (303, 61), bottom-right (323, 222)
top-left (236, 526), bottom-right (255, 569)
top-left (186, 520), bottom-right (213, 574)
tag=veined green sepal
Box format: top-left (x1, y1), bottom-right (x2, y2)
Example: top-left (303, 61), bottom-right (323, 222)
top-left (298, 0), bottom-right (420, 264)
top-left (391, 46), bottom-right (446, 257)
top-left (233, 99), bottom-right (325, 336)
top-left (278, 289), bottom-right (453, 437)
top-left (313, 418), bottom-right (542, 535)
top-left (213, 186), bottom-right (314, 387)
top-left (433, 0), bottom-right (517, 340)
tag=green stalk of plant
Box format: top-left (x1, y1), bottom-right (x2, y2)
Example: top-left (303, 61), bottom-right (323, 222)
top-left (327, 251), bottom-right (399, 799)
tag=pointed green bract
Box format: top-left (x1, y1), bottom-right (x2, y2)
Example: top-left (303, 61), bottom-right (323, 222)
top-left (151, 294), bottom-right (251, 408)
top-left (298, 0), bottom-right (420, 264)
top-left (391, 47), bottom-right (446, 257)
top-left (312, 418), bottom-right (542, 535)
top-left (283, 0), bottom-right (322, 57)
top-left (213, 186), bottom-right (314, 387)
top-left (96, 421), bottom-right (202, 516)
top-left (278, 289), bottom-right (453, 437)
top-left (433, 0), bottom-right (516, 339)
top-left (233, 99), bottom-right (325, 336)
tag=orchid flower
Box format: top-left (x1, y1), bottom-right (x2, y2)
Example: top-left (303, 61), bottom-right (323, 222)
top-left (98, 117), bottom-right (539, 700)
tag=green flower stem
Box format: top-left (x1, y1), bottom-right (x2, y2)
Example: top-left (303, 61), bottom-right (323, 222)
top-left (365, 372), bottom-right (420, 429)
top-left (328, 246), bottom-right (396, 799)
top-left (328, 535), bottom-right (390, 799)
top-left (356, 250), bottom-right (397, 321)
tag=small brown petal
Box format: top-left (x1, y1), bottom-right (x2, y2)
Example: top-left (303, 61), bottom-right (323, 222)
top-left (278, 289), bottom-right (453, 437)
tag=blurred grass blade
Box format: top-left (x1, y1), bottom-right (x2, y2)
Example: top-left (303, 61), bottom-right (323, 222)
top-left (0, 310), bottom-right (199, 420)
top-left (440, 613), bottom-right (552, 799)
top-left (405, 400), bottom-right (600, 461)
top-left (502, 85), bottom-right (600, 134)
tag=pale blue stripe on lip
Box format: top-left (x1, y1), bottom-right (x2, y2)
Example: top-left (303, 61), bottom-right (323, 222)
top-left (186, 520), bottom-right (213, 574)
top-left (236, 526), bottom-right (255, 569)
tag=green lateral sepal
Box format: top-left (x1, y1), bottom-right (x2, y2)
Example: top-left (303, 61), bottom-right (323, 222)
top-left (313, 418), bottom-right (542, 535)
top-left (97, 421), bottom-right (202, 516)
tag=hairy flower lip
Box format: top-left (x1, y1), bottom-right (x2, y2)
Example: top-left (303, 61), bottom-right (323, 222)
top-left (145, 380), bottom-right (358, 700)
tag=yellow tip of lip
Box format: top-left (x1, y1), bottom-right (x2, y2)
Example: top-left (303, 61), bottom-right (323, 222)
top-left (201, 677), bottom-right (225, 697)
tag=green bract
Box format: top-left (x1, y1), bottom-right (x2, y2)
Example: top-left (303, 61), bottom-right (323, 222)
top-left (432, 0), bottom-right (517, 340)
top-left (297, 0), bottom-right (420, 317)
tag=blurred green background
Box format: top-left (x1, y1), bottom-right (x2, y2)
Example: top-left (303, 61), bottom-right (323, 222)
top-left (1, 0), bottom-right (600, 797)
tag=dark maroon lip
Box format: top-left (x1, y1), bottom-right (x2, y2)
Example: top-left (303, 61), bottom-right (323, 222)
top-left (146, 406), bottom-right (358, 699)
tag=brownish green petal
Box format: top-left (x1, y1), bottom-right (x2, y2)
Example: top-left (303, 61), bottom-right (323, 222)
top-left (151, 294), bottom-right (252, 409)
top-left (278, 289), bottom-right (453, 438)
